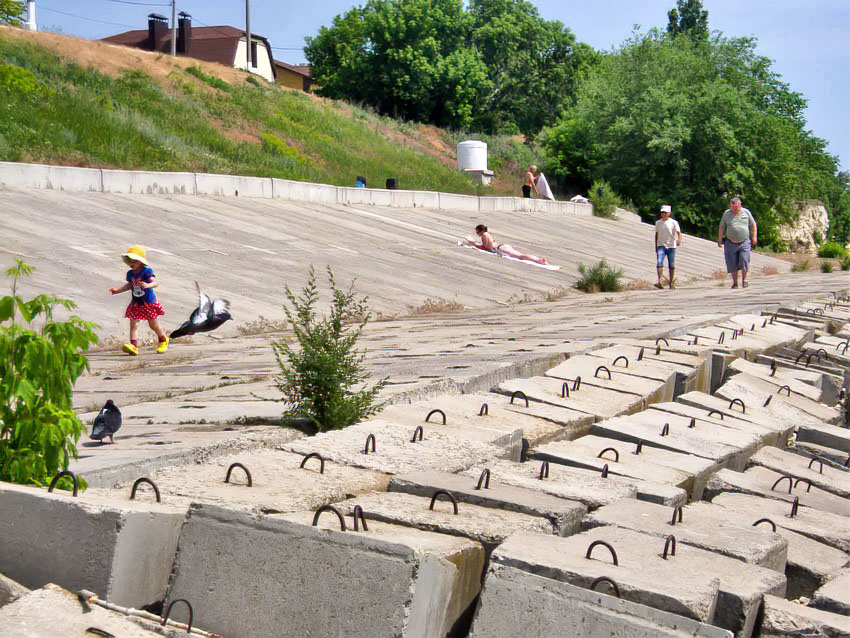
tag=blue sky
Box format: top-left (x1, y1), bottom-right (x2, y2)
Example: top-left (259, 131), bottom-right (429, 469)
top-left (33, 0), bottom-right (849, 169)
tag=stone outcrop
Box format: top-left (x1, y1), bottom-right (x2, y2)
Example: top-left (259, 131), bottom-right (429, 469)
top-left (777, 201), bottom-right (830, 253)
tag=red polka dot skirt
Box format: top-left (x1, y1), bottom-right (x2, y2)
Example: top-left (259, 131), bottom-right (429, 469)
top-left (125, 301), bottom-right (165, 321)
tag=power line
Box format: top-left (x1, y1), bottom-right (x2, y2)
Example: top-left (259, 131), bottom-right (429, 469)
top-left (105, 0), bottom-right (171, 6)
top-left (38, 6), bottom-right (138, 28)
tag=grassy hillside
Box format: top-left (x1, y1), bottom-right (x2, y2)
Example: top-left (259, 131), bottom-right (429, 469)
top-left (0, 27), bottom-right (531, 194)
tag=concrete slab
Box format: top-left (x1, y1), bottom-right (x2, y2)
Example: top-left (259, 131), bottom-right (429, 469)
top-left (496, 376), bottom-right (645, 419)
top-left (650, 400), bottom-right (787, 447)
top-left (491, 532), bottom-right (721, 622)
top-left (333, 491), bottom-right (554, 551)
top-left (169, 504), bottom-right (484, 638)
top-left (544, 354), bottom-right (674, 404)
top-left (0, 482), bottom-right (183, 608)
top-left (711, 492), bottom-right (850, 553)
top-left (529, 436), bottom-right (707, 500)
top-left (281, 420), bottom-right (504, 475)
top-left (557, 526), bottom-right (786, 637)
top-left (705, 467), bottom-right (850, 517)
top-left (760, 594), bottom-right (850, 638)
top-left (469, 564), bottom-right (732, 638)
top-left (749, 446), bottom-right (850, 499)
top-left (796, 421), bottom-right (850, 454)
top-left (587, 343), bottom-right (709, 395)
top-left (793, 441), bottom-right (850, 469)
top-left (728, 358), bottom-right (824, 402)
top-left (584, 498), bottom-right (788, 571)
top-left (387, 469), bottom-right (586, 536)
top-left (0, 584), bottom-right (191, 638)
top-left (811, 568), bottom-right (850, 616)
top-left (676, 391), bottom-right (797, 444)
top-left (86, 448), bottom-right (389, 514)
top-left (589, 414), bottom-right (747, 469)
top-left (776, 528), bottom-right (850, 600)
top-left (717, 373), bottom-right (841, 425)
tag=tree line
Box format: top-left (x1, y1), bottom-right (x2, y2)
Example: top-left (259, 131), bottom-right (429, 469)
top-left (305, 0), bottom-right (849, 246)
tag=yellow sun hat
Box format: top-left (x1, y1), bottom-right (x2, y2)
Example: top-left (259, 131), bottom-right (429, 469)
top-left (121, 245), bottom-right (148, 266)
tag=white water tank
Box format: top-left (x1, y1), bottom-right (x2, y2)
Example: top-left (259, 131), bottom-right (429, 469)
top-left (457, 140), bottom-right (488, 172)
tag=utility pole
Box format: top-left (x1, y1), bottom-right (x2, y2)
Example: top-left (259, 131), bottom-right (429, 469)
top-left (25, 1), bottom-right (37, 31)
top-left (245, 0), bottom-right (252, 70)
top-left (170, 0), bottom-right (177, 56)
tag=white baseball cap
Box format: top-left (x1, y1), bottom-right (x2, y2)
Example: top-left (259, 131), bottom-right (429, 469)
top-left (660, 204), bottom-right (672, 213)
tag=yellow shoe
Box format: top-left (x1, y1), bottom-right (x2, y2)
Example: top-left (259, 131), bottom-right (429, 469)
top-left (156, 336), bottom-right (169, 354)
top-left (121, 343), bottom-right (139, 356)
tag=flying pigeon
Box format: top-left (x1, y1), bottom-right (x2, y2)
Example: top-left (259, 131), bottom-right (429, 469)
top-left (91, 400), bottom-right (122, 444)
top-left (169, 281), bottom-right (232, 339)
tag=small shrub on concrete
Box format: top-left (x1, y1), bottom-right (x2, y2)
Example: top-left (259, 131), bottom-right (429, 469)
top-left (270, 266), bottom-right (387, 433)
top-left (840, 256), bottom-right (850, 271)
top-left (0, 261), bottom-right (98, 490)
top-left (820, 260), bottom-right (834, 273)
top-left (588, 179), bottom-right (620, 218)
top-left (818, 242), bottom-right (848, 259)
top-left (575, 259), bottom-right (623, 293)
top-left (791, 259), bottom-right (810, 272)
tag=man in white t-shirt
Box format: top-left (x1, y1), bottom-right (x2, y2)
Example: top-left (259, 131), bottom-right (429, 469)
top-left (654, 204), bottom-right (682, 289)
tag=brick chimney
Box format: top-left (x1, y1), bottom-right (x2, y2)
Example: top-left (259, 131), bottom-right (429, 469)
top-left (177, 12), bottom-right (192, 55)
top-left (147, 13), bottom-right (168, 51)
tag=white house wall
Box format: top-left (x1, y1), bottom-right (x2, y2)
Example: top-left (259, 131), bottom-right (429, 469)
top-left (234, 39), bottom-right (274, 82)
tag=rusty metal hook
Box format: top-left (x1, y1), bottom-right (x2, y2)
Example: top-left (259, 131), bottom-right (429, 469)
top-left (130, 477), bottom-right (161, 503)
top-left (794, 353), bottom-right (806, 365)
top-left (789, 496), bottom-right (799, 518)
top-left (838, 342), bottom-right (848, 355)
top-left (634, 440), bottom-right (643, 455)
top-left (817, 348), bottom-right (828, 359)
top-left (770, 361), bottom-right (777, 376)
top-left (707, 409), bottom-right (724, 420)
top-left (662, 534), bottom-right (676, 559)
top-left (510, 390), bottom-right (529, 407)
top-left (688, 417), bottom-right (696, 429)
top-left (429, 490), bottom-right (459, 515)
top-left (589, 576), bottom-right (621, 598)
top-left (598, 447), bottom-right (619, 463)
top-left (600, 464), bottom-right (609, 478)
top-left (300, 452), bottom-right (325, 474)
top-left (638, 347), bottom-right (645, 361)
top-left (670, 506), bottom-right (683, 526)
top-left (728, 398), bottom-right (746, 413)
top-left (793, 478), bottom-right (813, 493)
top-left (561, 382), bottom-right (570, 398)
top-left (47, 471), bottom-right (79, 497)
top-left (411, 425), bottom-right (424, 442)
top-left (312, 505), bottom-right (346, 531)
top-left (585, 540), bottom-right (618, 565)
top-left (753, 518), bottom-right (776, 532)
top-left (224, 462), bottom-right (252, 487)
top-left (352, 505), bottom-right (368, 532)
top-left (763, 395), bottom-right (772, 407)
top-left (161, 599), bottom-right (193, 634)
top-left (718, 332), bottom-right (725, 344)
top-left (364, 433), bottom-right (376, 455)
top-left (612, 356), bottom-right (629, 368)
top-left (572, 376), bottom-right (582, 391)
top-left (655, 337), bottom-right (669, 347)
top-left (594, 366), bottom-right (612, 380)
top-left (807, 457), bottom-right (824, 474)
top-left (771, 475), bottom-right (793, 493)
top-left (425, 409), bottom-right (446, 424)
top-left (479, 403), bottom-right (489, 416)
top-left (539, 461), bottom-right (550, 480)
top-left (692, 335), bottom-right (699, 346)
top-left (777, 385), bottom-right (791, 396)
top-left (660, 423), bottom-right (670, 437)
top-left (655, 344), bottom-right (662, 355)
top-left (476, 468), bottom-right (491, 490)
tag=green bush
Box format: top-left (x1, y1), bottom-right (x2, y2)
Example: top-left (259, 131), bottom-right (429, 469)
top-left (588, 179), bottom-right (621, 218)
top-left (185, 65), bottom-right (231, 91)
top-left (269, 266), bottom-right (387, 433)
top-left (0, 261), bottom-right (98, 490)
top-left (791, 259), bottom-right (810, 272)
top-left (812, 229), bottom-right (824, 245)
top-left (839, 256), bottom-right (850, 271)
top-left (818, 242), bottom-right (848, 259)
top-left (820, 260), bottom-right (834, 273)
top-left (575, 259), bottom-right (623, 293)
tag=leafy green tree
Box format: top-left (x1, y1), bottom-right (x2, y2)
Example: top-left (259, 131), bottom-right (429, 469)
top-left (667, 0), bottom-right (709, 41)
top-left (0, 261), bottom-right (98, 489)
top-left (543, 28), bottom-right (844, 242)
top-left (0, 0), bottom-right (25, 26)
top-left (270, 266), bottom-right (387, 433)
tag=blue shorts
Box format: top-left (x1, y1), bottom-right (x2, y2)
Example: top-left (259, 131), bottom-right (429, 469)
top-left (656, 246), bottom-right (676, 268)
top-left (723, 239), bottom-right (751, 272)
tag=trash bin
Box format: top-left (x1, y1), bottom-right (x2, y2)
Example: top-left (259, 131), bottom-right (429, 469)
top-left (386, 178), bottom-right (398, 190)
top-left (355, 176), bottom-right (366, 188)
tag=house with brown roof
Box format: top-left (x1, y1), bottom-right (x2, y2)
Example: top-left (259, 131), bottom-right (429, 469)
top-left (102, 13), bottom-right (276, 83)
top-left (273, 61), bottom-right (313, 93)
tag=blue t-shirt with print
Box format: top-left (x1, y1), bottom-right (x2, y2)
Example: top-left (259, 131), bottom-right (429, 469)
top-left (126, 267), bottom-right (157, 304)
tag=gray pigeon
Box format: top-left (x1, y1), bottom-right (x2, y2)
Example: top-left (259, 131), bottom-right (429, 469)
top-left (91, 400), bottom-right (121, 444)
top-left (169, 281), bottom-right (232, 339)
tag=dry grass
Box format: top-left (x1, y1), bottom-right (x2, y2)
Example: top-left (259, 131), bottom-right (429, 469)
top-left (711, 269), bottom-right (728, 280)
top-left (760, 266), bottom-right (780, 276)
top-left (791, 259), bottom-right (811, 272)
top-left (545, 287), bottom-right (574, 301)
top-left (625, 279), bottom-right (654, 291)
top-left (237, 316), bottom-right (288, 336)
top-left (406, 298), bottom-right (466, 314)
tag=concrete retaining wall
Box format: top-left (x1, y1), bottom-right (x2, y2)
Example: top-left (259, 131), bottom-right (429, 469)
top-left (0, 160), bottom-right (595, 216)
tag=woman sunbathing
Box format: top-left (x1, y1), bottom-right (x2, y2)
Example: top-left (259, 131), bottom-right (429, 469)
top-left (465, 224), bottom-right (549, 265)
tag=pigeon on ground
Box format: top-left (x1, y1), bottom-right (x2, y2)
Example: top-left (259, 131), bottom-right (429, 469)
top-left (91, 400), bottom-right (122, 444)
top-left (169, 281), bottom-right (232, 339)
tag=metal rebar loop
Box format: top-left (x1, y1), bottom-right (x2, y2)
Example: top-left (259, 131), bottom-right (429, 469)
top-left (425, 409), bottom-right (446, 425)
top-left (655, 337), bottom-right (669, 347)
top-left (411, 425), bottom-right (424, 442)
top-left (479, 403), bottom-right (489, 416)
top-left (763, 395), bottom-right (772, 407)
top-left (130, 477), bottom-right (161, 503)
top-left (771, 475), bottom-right (793, 493)
top-left (789, 496), bottom-right (800, 518)
top-left (777, 385), bottom-right (791, 396)
top-left (585, 540), bottom-right (618, 565)
top-left (670, 506), bottom-right (683, 526)
top-left (793, 478), bottom-right (813, 493)
top-left (429, 490), bottom-right (459, 515)
top-left (476, 468), bottom-right (491, 490)
top-left (770, 361), bottom-right (777, 376)
top-left (707, 409), bottom-right (724, 420)
top-left (807, 457), bottom-right (824, 474)
top-left (573, 376), bottom-right (582, 391)
top-left (594, 366), bottom-right (612, 380)
top-left (662, 534), bottom-right (677, 559)
top-left (312, 505), bottom-right (346, 531)
top-left (161, 599), bottom-right (193, 634)
top-left (47, 471), bottom-right (79, 497)
top-left (364, 433), bottom-right (376, 455)
top-left (794, 353), bottom-right (805, 365)
top-left (688, 417), bottom-right (696, 429)
top-left (300, 452), bottom-right (325, 474)
top-left (634, 440), bottom-right (643, 455)
top-left (717, 332), bottom-right (725, 345)
top-left (510, 390), bottom-right (529, 407)
top-left (692, 335), bottom-right (699, 346)
top-left (539, 461), bottom-right (550, 480)
top-left (638, 347), bottom-right (645, 361)
top-left (352, 505), bottom-right (368, 532)
top-left (224, 462), bottom-right (253, 487)
top-left (600, 464), bottom-right (609, 478)
top-left (655, 345), bottom-right (662, 356)
top-left (589, 576), bottom-right (621, 598)
top-left (752, 518), bottom-right (776, 532)
top-left (561, 382), bottom-right (570, 398)
top-left (597, 447), bottom-right (619, 463)
top-left (612, 356), bottom-right (629, 368)
top-left (728, 398), bottom-right (746, 413)
top-left (660, 423), bottom-right (670, 437)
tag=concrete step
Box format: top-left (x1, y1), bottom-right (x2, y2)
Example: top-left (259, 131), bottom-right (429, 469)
top-left (469, 564), bottom-right (732, 638)
top-left (728, 359), bottom-right (825, 403)
top-left (584, 498), bottom-right (788, 571)
top-left (585, 343), bottom-right (710, 395)
top-left (759, 594), bottom-right (850, 637)
top-left (716, 373), bottom-right (842, 425)
top-left (544, 355), bottom-right (674, 404)
top-left (792, 441), bottom-right (850, 469)
top-left (749, 446), bottom-right (850, 498)
top-left (796, 421), bottom-right (850, 454)
top-left (810, 568), bottom-right (850, 616)
top-left (650, 400), bottom-right (786, 447)
top-left (676, 390), bottom-right (797, 444)
top-left (496, 376), bottom-right (644, 419)
top-left (387, 469), bottom-right (586, 535)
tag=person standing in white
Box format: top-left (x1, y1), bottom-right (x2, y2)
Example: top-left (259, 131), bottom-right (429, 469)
top-left (654, 204), bottom-right (682, 289)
